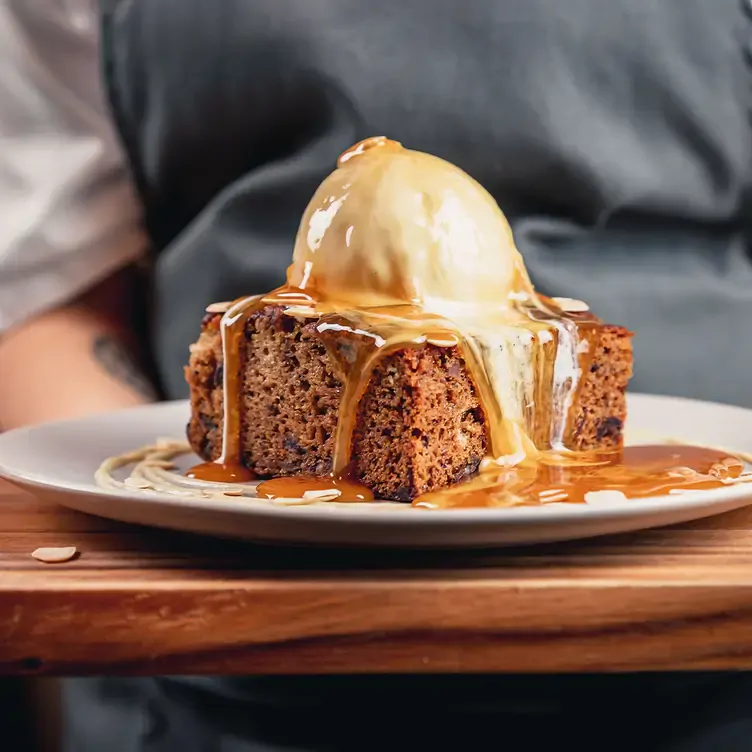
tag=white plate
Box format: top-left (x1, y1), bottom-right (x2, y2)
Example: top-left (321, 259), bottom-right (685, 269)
top-left (1, 393), bottom-right (751, 548)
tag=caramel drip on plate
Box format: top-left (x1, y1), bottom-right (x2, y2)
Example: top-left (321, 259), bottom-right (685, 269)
top-left (186, 461), bottom-right (256, 483)
top-left (413, 445), bottom-right (745, 509)
top-left (256, 474), bottom-right (374, 502)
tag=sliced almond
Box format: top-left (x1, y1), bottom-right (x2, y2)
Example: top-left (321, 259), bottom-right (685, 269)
top-left (124, 477), bottom-right (153, 490)
top-left (205, 301), bottom-right (232, 314)
top-left (552, 297), bottom-right (589, 312)
top-left (302, 489), bottom-right (342, 502)
top-left (426, 334), bottom-right (460, 348)
top-left (584, 490), bottom-right (628, 505)
top-left (282, 305), bottom-right (318, 319)
top-left (32, 546), bottom-right (77, 564)
top-left (222, 489), bottom-right (244, 497)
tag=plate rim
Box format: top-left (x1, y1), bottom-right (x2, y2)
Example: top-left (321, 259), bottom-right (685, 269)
top-left (1, 392), bottom-right (752, 528)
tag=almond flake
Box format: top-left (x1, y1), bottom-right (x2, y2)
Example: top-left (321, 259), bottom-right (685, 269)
top-left (282, 306), bottom-right (317, 318)
top-left (125, 477), bottom-right (153, 490)
top-left (302, 489), bottom-right (342, 502)
top-left (32, 546), bottom-right (77, 564)
top-left (426, 335), bottom-right (460, 348)
top-left (205, 301), bottom-right (232, 314)
top-left (584, 490), bottom-right (628, 505)
top-left (553, 297), bottom-right (589, 312)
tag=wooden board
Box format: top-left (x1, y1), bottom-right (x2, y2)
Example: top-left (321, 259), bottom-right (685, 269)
top-left (3, 479), bottom-right (752, 676)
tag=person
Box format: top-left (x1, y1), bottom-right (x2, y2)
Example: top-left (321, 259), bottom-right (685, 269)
top-left (2, 0), bottom-right (752, 750)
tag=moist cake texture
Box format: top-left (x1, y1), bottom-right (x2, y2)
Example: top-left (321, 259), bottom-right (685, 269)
top-left (186, 305), bottom-right (632, 501)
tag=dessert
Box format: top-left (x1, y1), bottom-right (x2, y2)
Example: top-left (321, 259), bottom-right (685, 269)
top-left (185, 136), bottom-right (635, 503)
top-left (89, 136), bottom-right (750, 512)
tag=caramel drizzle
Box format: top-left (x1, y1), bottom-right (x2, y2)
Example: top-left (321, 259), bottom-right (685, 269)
top-left (189, 289), bottom-right (319, 482)
top-left (525, 302), bottom-right (602, 451)
top-left (318, 321), bottom-right (413, 477)
top-left (187, 297), bottom-right (259, 482)
top-left (314, 304), bottom-right (563, 473)
top-left (188, 287), bottom-right (751, 509)
top-left (256, 474), bottom-right (374, 502)
top-left (189, 283), bottom-right (597, 488)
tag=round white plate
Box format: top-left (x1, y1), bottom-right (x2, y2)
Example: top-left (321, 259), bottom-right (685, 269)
top-left (1, 393), bottom-right (751, 548)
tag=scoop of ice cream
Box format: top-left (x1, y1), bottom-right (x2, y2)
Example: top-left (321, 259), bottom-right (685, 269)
top-left (286, 137), bottom-right (534, 311)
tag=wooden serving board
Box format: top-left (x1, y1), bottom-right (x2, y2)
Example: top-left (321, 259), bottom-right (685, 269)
top-left (3, 479), bottom-right (752, 675)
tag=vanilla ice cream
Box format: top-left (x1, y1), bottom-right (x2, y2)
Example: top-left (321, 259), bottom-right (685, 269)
top-left (286, 137), bottom-right (535, 312)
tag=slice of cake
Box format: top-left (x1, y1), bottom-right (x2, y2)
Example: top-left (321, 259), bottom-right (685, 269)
top-left (185, 137), bottom-right (633, 502)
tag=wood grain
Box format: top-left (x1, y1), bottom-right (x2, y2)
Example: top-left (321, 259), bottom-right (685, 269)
top-left (3, 479), bottom-right (752, 675)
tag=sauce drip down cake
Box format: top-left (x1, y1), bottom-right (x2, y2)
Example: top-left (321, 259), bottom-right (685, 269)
top-left (184, 137), bottom-right (742, 507)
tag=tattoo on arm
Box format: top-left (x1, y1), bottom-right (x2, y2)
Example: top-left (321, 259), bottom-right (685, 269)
top-left (92, 335), bottom-right (159, 401)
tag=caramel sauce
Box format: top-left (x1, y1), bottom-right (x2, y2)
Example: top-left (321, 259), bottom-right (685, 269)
top-left (186, 461), bottom-right (256, 483)
top-left (413, 445), bottom-right (745, 509)
top-left (187, 282), bottom-right (623, 496)
top-left (186, 137), bottom-right (751, 509)
top-left (338, 136), bottom-right (400, 165)
top-left (186, 294), bottom-right (265, 483)
top-left (257, 474), bottom-right (374, 502)
top-left (313, 305), bottom-right (531, 473)
top-left (187, 289), bottom-right (319, 483)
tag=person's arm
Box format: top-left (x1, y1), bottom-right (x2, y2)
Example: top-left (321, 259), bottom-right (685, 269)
top-left (0, 1), bottom-right (151, 429)
top-left (0, 266), bottom-right (156, 431)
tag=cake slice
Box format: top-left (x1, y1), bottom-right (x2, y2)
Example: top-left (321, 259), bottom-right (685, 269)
top-left (186, 304), bottom-right (632, 501)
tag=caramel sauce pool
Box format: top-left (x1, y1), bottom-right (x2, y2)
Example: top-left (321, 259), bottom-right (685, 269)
top-left (187, 461), bottom-right (256, 484)
top-left (413, 445), bottom-right (744, 509)
top-left (256, 475), bottom-right (374, 502)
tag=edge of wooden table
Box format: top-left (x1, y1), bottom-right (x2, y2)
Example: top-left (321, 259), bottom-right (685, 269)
top-left (4, 480), bottom-right (752, 676)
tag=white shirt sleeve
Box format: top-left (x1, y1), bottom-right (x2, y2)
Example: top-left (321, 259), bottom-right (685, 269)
top-left (0, 0), bottom-right (147, 334)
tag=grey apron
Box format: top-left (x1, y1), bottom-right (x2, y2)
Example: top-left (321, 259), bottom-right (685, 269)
top-left (63, 1), bottom-right (752, 749)
top-left (102, 0), bottom-right (752, 404)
